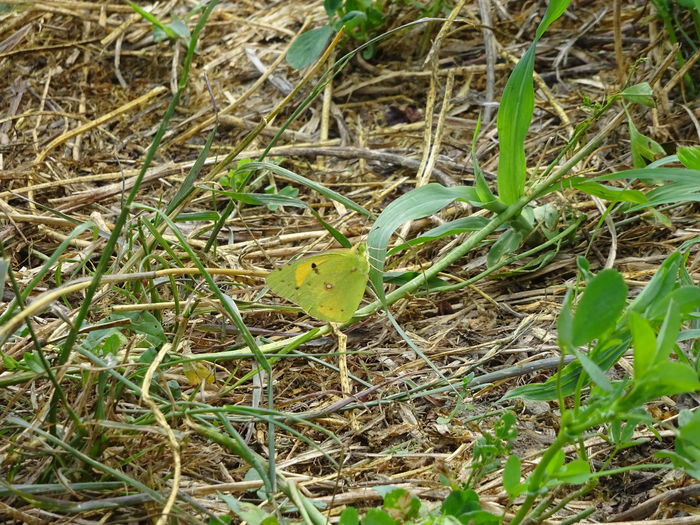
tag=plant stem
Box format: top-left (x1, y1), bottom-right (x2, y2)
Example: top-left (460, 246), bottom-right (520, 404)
top-left (509, 430), bottom-right (570, 525)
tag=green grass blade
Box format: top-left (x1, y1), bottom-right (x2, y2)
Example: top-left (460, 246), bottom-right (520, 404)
top-left (496, 43), bottom-right (536, 205)
top-left (241, 161), bottom-right (373, 217)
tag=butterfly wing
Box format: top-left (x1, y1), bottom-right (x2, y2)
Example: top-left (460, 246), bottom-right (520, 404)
top-left (267, 244), bottom-right (369, 323)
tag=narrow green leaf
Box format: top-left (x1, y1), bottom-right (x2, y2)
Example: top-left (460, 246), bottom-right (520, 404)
top-left (497, 44), bottom-right (536, 204)
top-left (166, 127), bottom-right (216, 216)
top-left (503, 338), bottom-right (630, 401)
top-left (387, 217), bottom-right (490, 255)
top-left (536, 0), bottom-right (572, 38)
top-left (243, 161), bottom-right (372, 217)
top-left (570, 181), bottom-right (647, 203)
top-left (174, 211), bottom-right (219, 221)
top-left (593, 167), bottom-right (700, 184)
top-left (557, 289), bottom-right (575, 347)
top-left (0, 258), bottom-right (7, 301)
top-left (367, 184), bottom-right (478, 293)
top-left (628, 251), bottom-right (681, 315)
top-left (129, 2), bottom-right (179, 40)
top-left (569, 346), bottom-right (613, 392)
top-left (656, 299), bottom-right (683, 362)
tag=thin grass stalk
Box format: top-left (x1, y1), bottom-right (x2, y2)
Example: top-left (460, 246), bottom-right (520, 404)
top-left (46, 2), bottom-right (219, 433)
top-left (6, 415), bottom-right (167, 504)
top-left (133, 203), bottom-right (279, 495)
top-left (0, 250), bottom-right (81, 426)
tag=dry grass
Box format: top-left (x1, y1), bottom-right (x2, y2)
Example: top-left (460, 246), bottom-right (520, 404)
top-left (1, 0), bottom-right (699, 523)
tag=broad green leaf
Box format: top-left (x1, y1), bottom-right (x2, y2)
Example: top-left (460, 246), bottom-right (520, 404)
top-left (363, 508), bottom-right (397, 525)
top-left (621, 82), bottom-right (655, 107)
top-left (556, 459), bottom-right (592, 484)
top-left (219, 494), bottom-right (272, 524)
top-left (366, 6), bottom-right (385, 27)
top-left (545, 449), bottom-right (566, 477)
top-left (577, 256), bottom-right (594, 282)
top-left (496, 0), bottom-right (569, 201)
top-left (557, 289), bottom-right (575, 347)
top-left (629, 118), bottom-right (665, 168)
top-left (340, 11), bottom-right (367, 32)
top-left (383, 488), bottom-right (420, 520)
top-left (677, 409), bottom-right (700, 459)
top-left (503, 455), bottom-right (523, 497)
top-left (23, 351), bottom-right (47, 374)
top-left (626, 361), bottom-right (700, 407)
top-left (339, 507), bottom-right (359, 525)
top-left (324, 0), bottom-right (342, 17)
top-left (571, 269), bottom-right (627, 347)
top-left (441, 489), bottom-right (482, 516)
top-left (629, 312), bottom-right (656, 378)
top-left (286, 25), bottom-right (334, 69)
top-left (678, 146), bottom-right (700, 169)
top-left (487, 228), bottom-right (523, 268)
top-left (109, 311), bottom-right (166, 347)
top-left (346, 0), bottom-right (370, 10)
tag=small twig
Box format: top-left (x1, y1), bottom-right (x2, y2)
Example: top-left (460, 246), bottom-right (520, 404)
top-left (608, 483), bottom-right (700, 522)
top-left (34, 86), bottom-right (168, 163)
top-left (141, 342), bottom-right (182, 525)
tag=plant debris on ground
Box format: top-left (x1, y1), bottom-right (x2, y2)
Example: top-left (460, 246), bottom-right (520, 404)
top-left (0, 0), bottom-right (699, 524)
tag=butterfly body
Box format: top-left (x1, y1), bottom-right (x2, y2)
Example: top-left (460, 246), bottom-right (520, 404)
top-left (266, 243), bottom-right (369, 323)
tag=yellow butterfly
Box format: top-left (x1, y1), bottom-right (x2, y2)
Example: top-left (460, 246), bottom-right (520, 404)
top-left (266, 243), bottom-right (370, 323)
